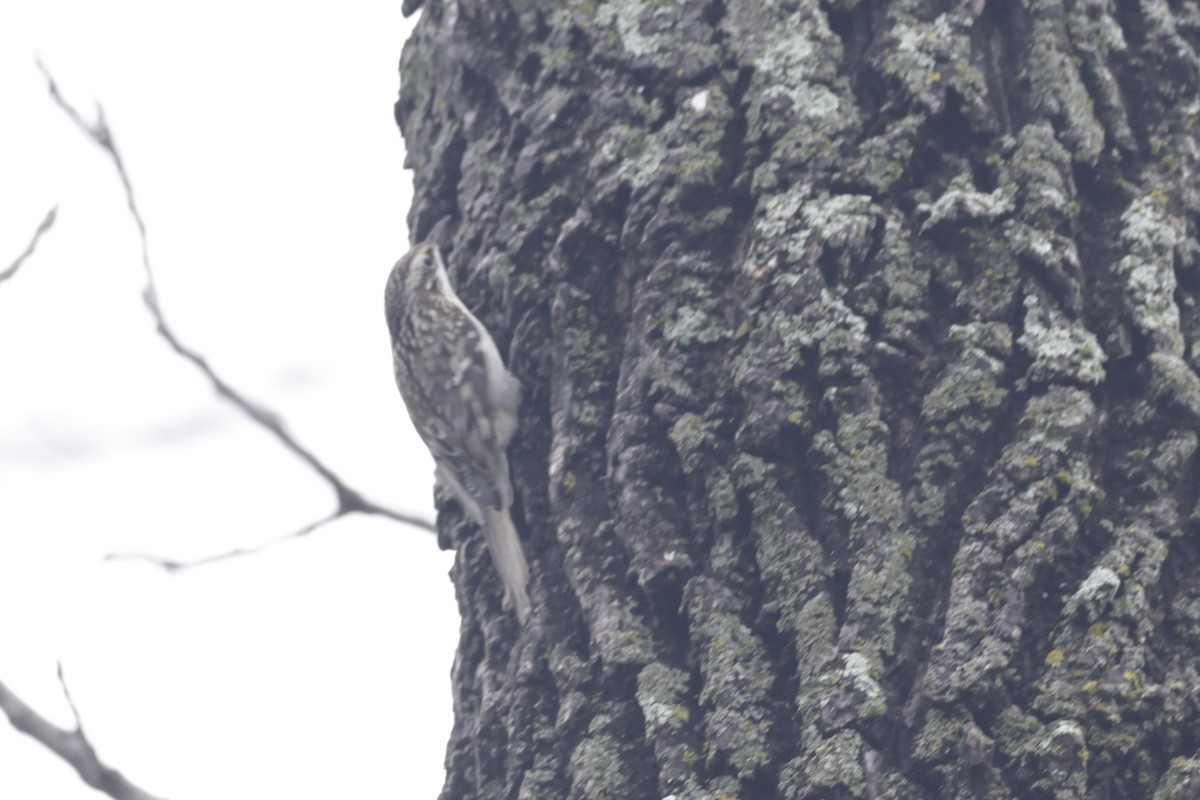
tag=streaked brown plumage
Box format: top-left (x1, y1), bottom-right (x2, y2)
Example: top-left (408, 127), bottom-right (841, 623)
top-left (385, 243), bottom-right (529, 622)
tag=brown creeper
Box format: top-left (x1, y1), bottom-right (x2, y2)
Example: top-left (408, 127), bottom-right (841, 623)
top-left (384, 242), bottom-right (530, 622)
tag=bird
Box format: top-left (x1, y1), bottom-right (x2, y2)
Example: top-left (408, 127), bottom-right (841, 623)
top-left (384, 242), bottom-right (530, 622)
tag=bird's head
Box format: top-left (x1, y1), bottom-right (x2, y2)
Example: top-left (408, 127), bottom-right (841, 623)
top-left (385, 242), bottom-right (447, 330)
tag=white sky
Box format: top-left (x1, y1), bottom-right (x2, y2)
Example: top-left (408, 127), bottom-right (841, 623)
top-left (0, 3), bottom-right (460, 798)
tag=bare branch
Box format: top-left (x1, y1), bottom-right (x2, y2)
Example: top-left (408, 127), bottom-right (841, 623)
top-left (107, 508), bottom-right (343, 571)
top-left (0, 673), bottom-right (166, 800)
top-left (1, 206), bottom-right (57, 284)
top-left (2, 61), bottom-right (434, 800)
top-left (37, 61), bottom-right (434, 544)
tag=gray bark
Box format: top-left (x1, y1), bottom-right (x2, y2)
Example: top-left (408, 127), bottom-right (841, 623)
top-left (396, 1), bottom-right (1200, 798)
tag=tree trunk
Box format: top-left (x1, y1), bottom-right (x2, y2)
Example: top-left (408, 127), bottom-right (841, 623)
top-left (395, 1), bottom-right (1200, 798)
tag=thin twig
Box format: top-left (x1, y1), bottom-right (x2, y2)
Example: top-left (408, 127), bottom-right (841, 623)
top-left (37, 61), bottom-right (434, 549)
top-left (107, 509), bottom-right (344, 572)
top-left (0, 673), bottom-right (166, 800)
top-left (1, 206), bottom-right (57, 283)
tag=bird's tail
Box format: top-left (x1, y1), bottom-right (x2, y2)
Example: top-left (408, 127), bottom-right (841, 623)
top-left (483, 506), bottom-right (531, 623)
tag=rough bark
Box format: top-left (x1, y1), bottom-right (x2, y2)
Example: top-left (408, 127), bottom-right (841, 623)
top-left (395, 1), bottom-right (1200, 798)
